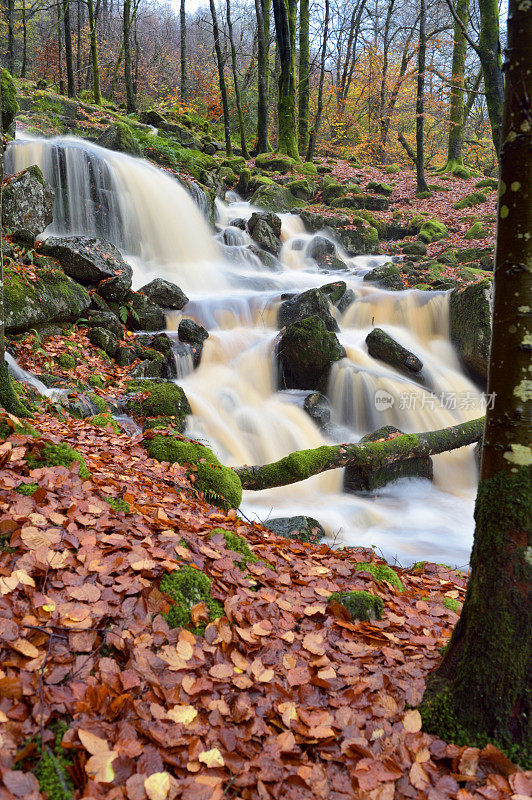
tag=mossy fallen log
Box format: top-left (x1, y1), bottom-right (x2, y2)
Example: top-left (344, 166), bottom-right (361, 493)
top-left (235, 417), bottom-right (484, 491)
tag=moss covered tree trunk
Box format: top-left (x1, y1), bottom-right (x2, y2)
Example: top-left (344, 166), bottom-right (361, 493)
top-left (180, 0), bottom-right (187, 101)
top-left (298, 0), bottom-right (310, 154)
top-left (254, 0), bottom-right (269, 153)
top-left (415, 0), bottom-right (429, 194)
top-left (209, 0), bottom-right (232, 156)
top-left (306, 0), bottom-right (329, 161)
top-left (442, 0), bottom-right (470, 169)
top-left (63, 0), bottom-right (76, 97)
top-left (420, 0), bottom-right (532, 765)
top-left (226, 0), bottom-right (250, 159)
top-left (478, 0), bottom-right (504, 156)
top-left (123, 0), bottom-right (136, 113)
top-left (272, 0), bottom-right (299, 159)
top-left (87, 0), bottom-right (102, 106)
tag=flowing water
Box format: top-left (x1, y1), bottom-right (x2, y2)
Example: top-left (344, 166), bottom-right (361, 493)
top-left (7, 135), bottom-right (486, 566)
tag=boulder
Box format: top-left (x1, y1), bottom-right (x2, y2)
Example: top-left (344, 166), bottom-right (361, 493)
top-left (138, 332), bottom-right (180, 378)
top-left (449, 278), bottom-right (492, 385)
top-left (126, 379), bottom-right (191, 431)
top-left (139, 278), bottom-right (189, 309)
top-left (363, 263), bottom-right (403, 291)
top-left (303, 392), bottom-right (331, 429)
top-left (87, 326), bottom-right (119, 357)
top-left (39, 236), bottom-right (133, 301)
top-left (265, 516), bottom-right (325, 545)
top-left (128, 292), bottom-right (166, 331)
top-left (299, 210), bottom-right (379, 255)
top-left (418, 219), bottom-right (448, 243)
top-left (162, 123), bottom-right (203, 151)
top-left (279, 315), bottom-right (346, 392)
top-left (366, 180), bottom-right (393, 196)
top-left (401, 241), bottom-right (427, 256)
top-left (255, 153), bottom-right (295, 174)
top-left (307, 235), bottom-right (335, 264)
top-left (138, 109), bottom-right (166, 127)
top-left (2, 165), bottom-right (54, 243)
top-left (286, 178), bottom-right (317, 202)
top-left (248, 211), bottom-right (282, 255)
top-left (96, 122), bottom-right (142, 156)
top-left (279, 288), bottom-right (339, 332)
top-left (178, 318), bottom-right (209, 365)
top-left (330, 194), bottom-right (390, 212)
top-left (4, 266), bottom-right (90, 333)
top-left (86, 311), bottom-right (124, 340)
top-left (250, 183), bottom-right (307, 212)
top-left (344, 425), bottom-right (433, 492)
top-left (366, 328), bottom-right (423, 375)
top-left (453, 191), bottom-right (488, 210)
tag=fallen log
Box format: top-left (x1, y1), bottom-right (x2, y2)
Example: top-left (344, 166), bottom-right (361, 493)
top-left (235, 417), bottom-right (484, 491)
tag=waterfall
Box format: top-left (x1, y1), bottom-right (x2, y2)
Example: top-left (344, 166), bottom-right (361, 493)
top-left (7, 133), bottom-right (482, 566)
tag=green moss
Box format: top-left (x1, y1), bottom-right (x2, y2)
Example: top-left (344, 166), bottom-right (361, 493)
top-left (453, 191), bottom-right (488, 210)
top-left (366, 180), bottom-right (393, 196)
top-left (385, 164), bottom-right (400, 174)
top-left (145, 435), bottom-right (242, 509)
top-left (356, 562), bottom-right (404, 591)
top-left (0, 69), bottom-right (18, 131)
top-left (87, 375), bottom-right (105, 389)
top-left (474, 178), bottom-right (498, 190)
top-left (160, 565), bottom-right (224, 633)
top-left (88, 394), bottom-right (108, 414)
top-left (91, 413), bottom-right (120, 433)
top-left (443, 596), bottom-right (462, 613)
top-left (209, 528), bottom-right (259, 570)
top-left (329, 590), bottom-right (384, 621)
top-left (418, 219), bottom-right (449, 243)
top-left (26, 443), bottom-right (91, 480)
top-left (295, 161), bottom-right (318, 176)
top-left (255, 152), bottom-right (295, 173)
top-left (0, 360), bottom-right (31, 417)
top-left (56, 353), bottom-right (76, 370)
top-left (34, 747), bottom-right (74, 800)
top-left (105, 497), bottom-right (131, 513)
top-left (16, 481), bottom-right (39, 495)
top-left (126, 381), bottom-right (191, 432)
top-left (449, 164), bottom-right (473, 179)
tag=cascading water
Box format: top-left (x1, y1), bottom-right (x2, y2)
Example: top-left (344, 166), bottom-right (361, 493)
top-left (7, 134), bottom-right (484, 566)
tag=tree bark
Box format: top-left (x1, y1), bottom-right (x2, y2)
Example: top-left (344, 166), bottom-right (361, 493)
top-left (226, 0), bottom-right (250, 158)
top-left (272, 0), bottom-right (299, 158)
top-left (398, 131), bottom-right (416, 163)
top-left (180, 0), bottom-right (187, 101)
top-left (123, 0), bottom-right (136, 113)
top-left (420, 0), bottom-right (531, 765)
top-left (21, 0), bottom-right (27, 78)
top-left (415, 0), bottom-right (429, 193)
top-left (6, 0), bottom-right (15, 74)
top-left (87, 0), bottom-right (102, 105)
top-left (298, 0), bottom-right (310, 154)
top-left (63, 0), bottom-right (76, 97)
top-left (209, 0), bottom-right (232, 155)
top-left (477, 0), bottom-right (504, 156)
top-left (440, 0), bottom-right (470, 170)
top-left (306, 0), bottom-right (329, 161)
top-left (235, 417), bottom-right (484, 490)
top-left (254, 0), bottom-right (269, 153)
top-left (57, 2), bottom-right (65, 95)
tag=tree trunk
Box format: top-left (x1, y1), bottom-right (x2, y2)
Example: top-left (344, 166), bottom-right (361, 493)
top-left (272, 0), bottom-right (299, 158)
top-left (6, 0), bottom-right (15, 74)
top-left (440, 0), bottom-right (470, 170)
top-left (297, 0), bottom-right (310, 154)
top-left (63, 0), bottom-right (76, 97)
top-left (123, 0), bottom-right (136, 113)
top-left (76, 0), bottom-right (82, 93)
top-left (235, 417), bottom-right (484, 490)
top-left (254, 0), bottom-right (269, 153)
top-left (420, 0), bottom-right (531, 765)
top-left (57, 3), bottom-right (65, 95)
top-left (306, 0), bottom-right (329, 161)
top-left (398, 131), bottom-right (416, 163)
top-left (87, 0), bottom-right (102, 105)
top-left (477, 0), bottom-right (504, 156)
top-left (226, 0), bottom-right (250, 158)
top-left (209, 0), bottom-right (232, 155)
top-left (180, 0), bottom-right (187, 101)
top-left (21, 0), bottom-right (27, 78)
top-left (415, 0), bottom-right (429, 193)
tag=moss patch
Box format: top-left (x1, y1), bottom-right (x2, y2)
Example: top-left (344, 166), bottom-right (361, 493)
top-left (16, 481), bottom-right (39, 495)
top-left (443, 596), bottom-right (462, 613)
top-left (160, 565), bottom-right (224, 634)
top-left (209, 528), bottom-right (259, 570)
top-left (26, 443), bottom-right (91, 480)
top-left (356, 562), bottom-right (404, 591)
top-left (126, 381), bottom-right (191, 432)
top-left (105, 497), bottom-right (131, 513)
top-left (90, 413), bottom-right (120, 433)
top-left (329, 590), bottom-right (384, 621)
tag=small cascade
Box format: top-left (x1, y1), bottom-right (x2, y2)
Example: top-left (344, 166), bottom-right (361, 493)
top-left (6, 132), bottom-right (482, 565)
top-left (6, 352), bottom-right (66, 400)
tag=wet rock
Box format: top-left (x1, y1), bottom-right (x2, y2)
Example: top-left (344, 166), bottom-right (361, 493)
top-left (279, 288), bottom-right (339, 332)
top-left (279, 315), bottom-right (346, 392)
top-left (303, 392), bottom-right (331, 429)
top-left (228, 218), bottom-right (247, 230)
top-left (363, 263), bottom-right (403, 291)
top-left (115, 345), bottom-right (137, 366)
top-left (306, 235), bottom-right (342, 269)
top-left (140, 332), bottom-right (180, 378)
top-left (40, 236), bottom-right (133, 301)
top-left (449, 278), bottom-right (492, 385)
top-left (139, 278), bottom-right (189, 310)
top-left (250, 183), bottom-right (307, 212)
top-left (265, 515), bottom-right (325, 545)
top-left (248, 211), bottom-right (282, 255)
top-left (344, 425), bottom-right (433, 492)
top-left (402, 241), bottom-right (427, 256)
top-left (87, 326), bottom-right (119, 357)
top-left (2, 165), bottom-right (54, 243)
top-left (129, 358), bottom-right (165, 379)
top-left (96, 122), bottom-right (142, 156)
top-left (178, 318), bottom-right (209, 366)
top-left (366, 328), bottom-right (423, 374)
top-left (127, 292), bottom-right (166, 331)
top-left (5, 266), bottom-right (90, 334)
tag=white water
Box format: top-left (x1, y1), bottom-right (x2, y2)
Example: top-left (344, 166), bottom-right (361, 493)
top-left (7, 135), bottom-right (485, 566)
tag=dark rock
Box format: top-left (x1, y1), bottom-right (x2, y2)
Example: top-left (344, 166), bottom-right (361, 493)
top-left (4, 266), bottom-right (90, 334)
top-left (138, 109), bottom-right (166, 127)
top-left (363, 263), bottom-right (403, 291)
top-left (87, 326), bottom-right (120, 357)
top-left (402, 241), bottom-right (427, 256)
top-left (39, 236), bottom-right (133, 301)
top-left (306, 235), bottom-right (336, 265)
top-left (115, 346), bottom-right (137, 366)
top-left (248, 211), bottom-right (282, 255)
top-left (228, 218), bottom-right (247, 230)
top-left (344, 425), bottom-right (433, 492)
top-left (178, 318), bottom-right (209, 345)
top-left (161, 122), bottom-right (202, 150)
top-left (319, 281), bottom-right (346, 305)
top-left (331, 194), bottom-right (390, 212)
top-left (265, 516), bottom-right (325, 545)
top-left (449, 278), bottom-right (492, 385)
top-left (366, 328), bottom-right (423, 374)
top-left (128, 292), bottom-right (166, 331)
top-left (279, 315), bottom-right (346, 392)
top-left (139, 278), bottom-right (188, 310)
top-left (87, 311), bottom-right (124, 340)
top-left (129, 358), bottom-right (165, 379)
top-left (2, 165), bottom-right (54, 243)
top-left (249, 183), bottom-right (306, 212)
top-left (303, 392), bottom-right (331, 429)
top-left (96, 122), bottom-right (142, 156)
top-left (279, 288), bottom-right (339, 332)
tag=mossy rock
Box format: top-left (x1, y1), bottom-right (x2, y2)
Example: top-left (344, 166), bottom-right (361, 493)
top-left (125, 380), bottom-right (191, 431)
top-left (286, 178), bottom-right (317, 202)
top-left (160, 565), bottom-right (224, 633)
top-left (249, 183), bottom-right (307, 212)
top-left (464, 221), bottom-right (488, 240)
top-left (449, 164), bottom-right (473, 179)
top-left (453, 191), bottom-right (488, 210)
top-left (145, 435), bottom-right (242, 508)
top-left (209, 528), bottom-right (259, 570)
top-left (221, 155), bottom-right (247, 173)
top-left (362, 262), bottom-right (403, 290)
top-left (90, 413), bottom-right (120, 433)
top-left (355, 561), bottom-right (404, 591)
top-left (56, 353), bottom-right (77, 370)
top-left (418, 219), bottom-right (448, 243)
top-left (255, 153), bottom-right (295, 174)
top-left (295, 161), bottom-right (318, 176)
top-left (366, 180), bottom-right (393, 196)
top-left (474, 178), bottom-right (498, 190)
top-left (279, 315), bottom-right (346, 392)
top-left (265, 515), bottom-right (325, 545)
top-left (96, 121), bottom-right (142, 156)
top-left (449, 278), bottom-right (492, 384)
top-left (329, 590), bottom-right (384, 621)
top-left (26, 442), bottom-right (91, 480)
top-left (385, 164), bottom-right (400, 174)
top-left (1, 69), bottom-right (18, 131)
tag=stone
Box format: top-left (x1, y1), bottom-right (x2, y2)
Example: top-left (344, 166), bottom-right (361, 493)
top-left (96, 122), bottom-right (142, 156)
top-left (128, 292), bottom-right (166, 331)
top-left (366, 180), bottom-right (393, 196)
top-left (178, 318), bottom-right (208, 365)
top-left (139, 278), bottom-right (189, 309)
top-left (401, 241), bottom-right (427, 256)
top-left (39, 236), bottom-right (133, 301)
top-left (279, 315), bottom-right (346, 392)
top-left (286, 178), bottom-right (317, 202)
top-left (86, 311), bottom-right (124, 340)
top-left (363, 263), bottom-right (403, 290)
top-left (248, 211), bottom-right (282, 255)
top-left (87, 326), bottom-right (120, 357)
top-left (279, 288), bottom-right (339, 332)
top-left (449, 278), bottom-right (492, 385)
top-left (307, 235), bottom-right (336, 264)
top-left (2, 165), bottom-right (54, 243)
top-left (254, 153), bottom-right (295, 174)
top-left (265, 516), bottom-right (325, 545)
top-left (344, 425), bottom-right (433, 492)
top-left (250, 183), bottom-right (307, 212)
top-left (4, 266), bottom-right (90, 334)
top-left (138, 109), bottom-right (166, 127)
top-left (418, 219), bottom-right (448, 243)
top-left (303, 392), bottom-right (331, 429)
top-left (366, 328), bottom-right (423, 374)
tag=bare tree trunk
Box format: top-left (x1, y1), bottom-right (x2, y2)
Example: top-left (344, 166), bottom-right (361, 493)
top-left (123, 0), bottom-right (136, 112)
top-left (226, 0), bottom-right (250, 158)
top-left (421, 0), bottom-right (531, 764)
top-left (306, 0), bottom-right (329, 161)
top-left (87, 0), bottom-right (102, 104)
top-left (209, 0), bottom-right (232, 155)
top-left (180, 0), bottom-right (187, 101)
top-left (415, 0), bottom-right (429, 193)
top-left (6, 0), bottom-right (15, 74)
top-left (57, 3), bottom-right (65, 94)
top-left (21, 0), bottom-right (27, 78)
